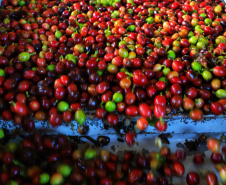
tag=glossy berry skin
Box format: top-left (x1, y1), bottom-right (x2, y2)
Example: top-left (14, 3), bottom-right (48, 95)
top-left (133, 73), bottom-right (147, 86)
top-left (125, 105), bottom-right (138, 116)
top-left (49, 114), bottom-right (62, 127)
top-left (207, 138), bottom-right (220, 152)
top-left (154, 95), bottom-right (166, 106)
top-left (210, 152), bottom-right (223, 164)
top-left (128, 169), bottom-right (142, 184)
top-left (146, 172), bottom-right (157, 184)
top-left (211, 102), bottom-right (224, 115)
top-left (206, 171), bottom-right (218, 185)
top-left (186, 172), bottom-right (200, 185)
top-left (125, 132), bottom-right (136, 146)
top-left (193, 154), bottom-right (204, 165)
top-left (11, 102), bottom-right (28, 117)
top-left (189, 109), bottom-right (203, 121)
top-left (155, 120), bottom-right (167, 132)
top-left (95, 108), bottom-right (107, 119)
top-left (172, 162), bottom-right (185, 176)
top-left (137, 117), bottom-right (148, 131)
top-left (155, 81), bottom-right (166, 91)
top-left (107, 113), bottom-right (118, 126)
top-left (138, 103), bottom-right (151, 118)
top-left (22, 119), bottom-right (35, 132)
top-left (213, 66), bottom-right (226, 78)
top-left (158, 177), bottom-right (168, 185)
top-left (154, 105), bottom-right (165, 119)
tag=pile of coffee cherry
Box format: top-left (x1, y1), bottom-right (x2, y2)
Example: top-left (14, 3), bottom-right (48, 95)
top-left (0, 0), bottom-right (226, 143)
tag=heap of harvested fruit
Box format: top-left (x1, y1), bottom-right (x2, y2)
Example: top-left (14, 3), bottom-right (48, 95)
top-left (0, 0), bottom-right (226, 136)
top-left (0, 129), bottom-right (226, 185)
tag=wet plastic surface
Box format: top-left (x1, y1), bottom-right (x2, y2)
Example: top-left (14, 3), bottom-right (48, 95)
top-left (1, 114), bottom-right (225, 136)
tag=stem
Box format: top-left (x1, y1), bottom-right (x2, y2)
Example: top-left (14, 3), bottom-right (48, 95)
top-left (13, 160), bottom-right (25, 169)
top-left (100, 101), bottom-right (104, 108)
top-left (59, 55), bottom-right (64, 61)
top-left (125, 72), bottom-right (133, 77)
top-left (146, 50), bottom-right (152, 55)
top-left (26, 91), bottom-right (30, 98)
top-left (94, 50), bottom-right (98, 57)
top-left (30, 52), bottom-right (36, 56)
top-left (75, 18), bottom-right (84, 33)
top-left (70, 122), bottom-right (75, 131)
top-left (9, 101), bottom-right (16, 106)
top-left (159, 117), bottom-right (164, 124)
top-left (132, 84), bottom-right (136, 93)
